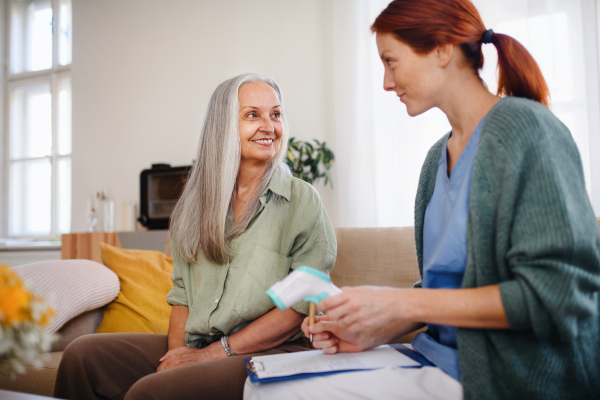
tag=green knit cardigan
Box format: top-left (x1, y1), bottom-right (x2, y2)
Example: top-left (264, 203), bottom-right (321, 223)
top-left (414, 97), bottom-right (600, 399)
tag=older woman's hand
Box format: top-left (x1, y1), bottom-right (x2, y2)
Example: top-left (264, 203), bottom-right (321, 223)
top-left (157, 342), bottom-right (226, 372)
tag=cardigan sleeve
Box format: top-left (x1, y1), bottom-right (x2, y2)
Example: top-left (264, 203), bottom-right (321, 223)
top-left (496, 110), bottom-right (600, 342)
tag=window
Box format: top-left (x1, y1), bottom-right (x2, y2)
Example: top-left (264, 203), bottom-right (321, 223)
top-left (4, 0), bottom-right (72, 238)
top-left (477, 0), bottom-right (594, 195)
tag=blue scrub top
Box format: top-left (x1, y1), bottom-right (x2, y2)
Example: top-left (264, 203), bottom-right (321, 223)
top-left (412, 115), bottom-right (486, 382)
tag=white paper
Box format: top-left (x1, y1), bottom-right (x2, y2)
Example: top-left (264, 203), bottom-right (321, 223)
top-left (251, 345), bottom-right (419, 379)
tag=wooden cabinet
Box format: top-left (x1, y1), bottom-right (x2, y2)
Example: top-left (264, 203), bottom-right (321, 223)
top-left (61, 232), bottom-right (121, 263)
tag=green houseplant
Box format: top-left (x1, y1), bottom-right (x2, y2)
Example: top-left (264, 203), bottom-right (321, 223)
top-left (285, 138), bottom-right (335, 188)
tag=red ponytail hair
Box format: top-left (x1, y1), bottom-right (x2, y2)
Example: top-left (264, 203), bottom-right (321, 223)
top-left (371, 0), bottom-right (550, 106)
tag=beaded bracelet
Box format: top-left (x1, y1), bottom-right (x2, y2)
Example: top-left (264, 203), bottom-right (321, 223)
top-left (221, 335), bottom-right (236, 356)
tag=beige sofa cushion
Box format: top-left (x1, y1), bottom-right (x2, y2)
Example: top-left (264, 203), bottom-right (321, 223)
top-left (332, 227), bottom-right (426, 343)
top-left (51, 309), bottom-right (104, 352)
top-left (0, 351), bottom-right (62, 396)
top-left (0, 311), bottom-right (102, 397)
top-left (332, 227), bottom-right (421, 289)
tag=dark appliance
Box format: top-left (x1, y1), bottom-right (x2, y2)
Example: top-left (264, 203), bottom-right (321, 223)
top-left (138, 164), bottom-right (192, 229)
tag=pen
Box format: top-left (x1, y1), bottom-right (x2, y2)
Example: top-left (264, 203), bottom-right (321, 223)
top-left (309, 302), bottom-right (316, 343)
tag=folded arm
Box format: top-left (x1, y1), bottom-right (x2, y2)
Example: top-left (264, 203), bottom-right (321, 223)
top-left (167, 305), bottom-right (189, 350)
top-left (228, 307), bottom-right (304, 353)
top-left (159, 305), bottom-right (303, 371)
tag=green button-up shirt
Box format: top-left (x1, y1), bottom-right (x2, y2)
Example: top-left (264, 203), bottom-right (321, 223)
top-left (166, 166), bottom-right (337, 348)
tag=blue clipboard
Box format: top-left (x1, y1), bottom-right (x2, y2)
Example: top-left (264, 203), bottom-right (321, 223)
top-left (244, 343), bottom-right (433, 384)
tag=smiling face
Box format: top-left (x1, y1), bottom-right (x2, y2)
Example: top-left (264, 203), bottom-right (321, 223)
top-left (376, 32), bottom-right (447, 117)
top-left (238, 81), bottom-right (283, 166)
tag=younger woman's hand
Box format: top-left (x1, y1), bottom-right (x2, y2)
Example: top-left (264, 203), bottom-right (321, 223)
top-left (302, 286), bottom-right (420, 354)
top-left (302, 313), bottom-right (384, 354)
top-left (318, 286), bottom-right (406, 333)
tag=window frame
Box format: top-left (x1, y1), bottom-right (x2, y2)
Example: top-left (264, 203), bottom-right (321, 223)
top-left (2, 0), bottom-right (72, 239)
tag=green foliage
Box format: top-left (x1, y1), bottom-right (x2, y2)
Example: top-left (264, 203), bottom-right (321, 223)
top-left (285, 137), bottom-right (335, 188)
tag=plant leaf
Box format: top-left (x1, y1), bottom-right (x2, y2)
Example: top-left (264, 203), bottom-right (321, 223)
top-left (285, 138), bottom-right (335, 187)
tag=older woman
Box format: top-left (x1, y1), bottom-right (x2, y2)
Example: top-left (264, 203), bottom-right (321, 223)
top-left (53, 73), bottom-right (336, 400)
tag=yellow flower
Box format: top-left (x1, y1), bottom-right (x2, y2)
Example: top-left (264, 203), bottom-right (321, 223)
top-left (38, 303), bottom-right (55, 327)
top-left (0, 285), bottom-right (30, 324)
top-left (0, 265), bottom-right (32, 325)
top-left (0, 265), bottom-right (55, 327)
top-left (0, 265), bottom-right (58, 373)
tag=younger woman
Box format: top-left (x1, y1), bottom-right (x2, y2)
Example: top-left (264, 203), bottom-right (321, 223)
top-left (305, 1), bottom-right (600, 399)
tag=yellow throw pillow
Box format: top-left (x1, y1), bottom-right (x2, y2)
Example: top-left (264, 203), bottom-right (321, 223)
top-left (97, 243), bottom-right (173, 335)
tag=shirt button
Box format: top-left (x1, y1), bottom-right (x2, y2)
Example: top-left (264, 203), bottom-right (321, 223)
top-left (215, 298), bottom-right (219, 304)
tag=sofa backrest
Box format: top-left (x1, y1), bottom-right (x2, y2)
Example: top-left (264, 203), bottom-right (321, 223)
top-left (54, 309), bottom-right (104, 351)
top-left (331, 227), bottom-right (421, 289)
top-left (55, 227), bottom-right (424, 346)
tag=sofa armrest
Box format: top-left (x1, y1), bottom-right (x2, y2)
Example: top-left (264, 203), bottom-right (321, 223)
top-left (51, 308), bottom-right (104, 352)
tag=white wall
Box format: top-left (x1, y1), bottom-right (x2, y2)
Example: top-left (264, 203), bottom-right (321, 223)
top-left (71, 0), bottom-right (335, 232)
top-left (68, 0), bottom-right (600, 234)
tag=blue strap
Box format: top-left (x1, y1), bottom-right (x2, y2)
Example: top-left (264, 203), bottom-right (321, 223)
top-left (388, 343), bottom-right (434, 367)
top-left (411, 331), bottom-right (461, 381)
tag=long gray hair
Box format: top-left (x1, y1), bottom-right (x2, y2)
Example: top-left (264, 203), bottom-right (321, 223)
top-left (170, 73), bottom-right (290, 264)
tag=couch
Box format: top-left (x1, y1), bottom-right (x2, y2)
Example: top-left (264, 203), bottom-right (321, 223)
top-left (0, 226), bottom-right (461, 396)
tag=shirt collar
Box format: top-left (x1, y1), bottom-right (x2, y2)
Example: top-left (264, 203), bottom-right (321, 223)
top-left (260, 165), bottom-right (292, 203)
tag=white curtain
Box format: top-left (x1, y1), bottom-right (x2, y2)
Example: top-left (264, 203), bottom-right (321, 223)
top-left (328, 0), bottom-right (450, 228)
top-left (475, 0), bottom-right (594, 196)
top-left (328, 0), bottom-right (598, 228)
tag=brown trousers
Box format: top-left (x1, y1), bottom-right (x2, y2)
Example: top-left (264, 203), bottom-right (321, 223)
top-left (53, 333), bottom-right (310, 400)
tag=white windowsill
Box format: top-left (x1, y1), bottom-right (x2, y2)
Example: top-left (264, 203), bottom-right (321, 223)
top-left (0, 239), bottom-right (61, 252)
